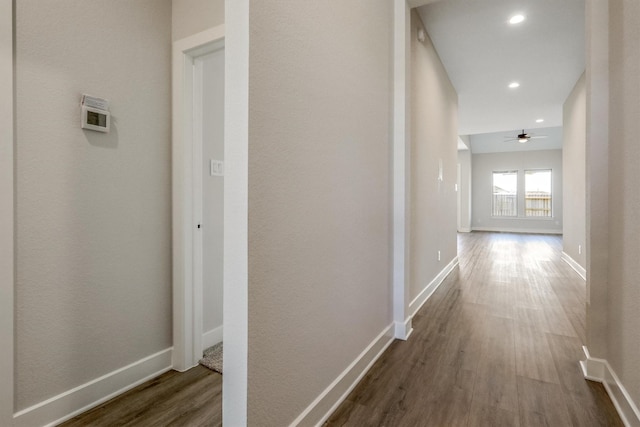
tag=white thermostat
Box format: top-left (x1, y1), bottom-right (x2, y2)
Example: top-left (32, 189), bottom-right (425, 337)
top-left (81, 94), bottom-right (110, 133)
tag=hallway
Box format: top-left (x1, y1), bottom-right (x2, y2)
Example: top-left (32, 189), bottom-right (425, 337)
top-left (327, 232), bottom-right (622, 426)
top-left (59, 232), bottom-right (622, 426)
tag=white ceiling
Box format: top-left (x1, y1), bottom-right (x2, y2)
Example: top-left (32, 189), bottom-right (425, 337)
top-left (417, 0), bottom-right (585, 137)
top-left (469, 126), bottom-right (562, 154)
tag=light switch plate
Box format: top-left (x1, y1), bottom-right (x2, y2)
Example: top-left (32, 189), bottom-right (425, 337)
top-left (210, 160), bottom-right (224, 176)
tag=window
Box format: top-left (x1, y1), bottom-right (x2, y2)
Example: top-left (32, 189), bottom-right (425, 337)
top-left (525, 169), bottom-right (552, 217)
top-left (492, 171), bottom-right (517, 216)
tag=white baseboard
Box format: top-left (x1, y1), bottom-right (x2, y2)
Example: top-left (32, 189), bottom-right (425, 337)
top-left (13, 348), bottom-right (173, 427)
top-left (561, 251), bottom-right (587, 280)
top-left (457, 227), bottom-right (471, 233)
top-left (580, 346), bottom-right (640, 426)
top-left (290, 324), bottom-right (394, 427)
top-left (409, 257), bottom-right (459, 317)
top-left (394, 317), bottom-right (413, 341)
top-left (472, 226), bottom-right (562, 235)
top-left (203, 325), bottom-right (223, 349)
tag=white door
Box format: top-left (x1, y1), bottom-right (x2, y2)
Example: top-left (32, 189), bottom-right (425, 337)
top-left (195, 48), bottom-right (225, 354)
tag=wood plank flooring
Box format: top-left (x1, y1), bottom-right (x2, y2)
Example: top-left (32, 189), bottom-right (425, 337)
top-left (326, 232), bottom-right (622, 427)
top-left (59, 366), bottom-right (221, 426)
top-left (61, 232), bottom-right (622, 426)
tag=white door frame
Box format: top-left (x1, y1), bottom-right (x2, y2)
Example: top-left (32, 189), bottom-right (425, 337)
top-left (172, 26), bottom-right (225, 372)
top-left (457, 163), bottom-right (462, 231)
top-left (392, 0), bottom-right (412, 341)
top-left (0, 0), bottom-right (15, 424)
top-left (222, 2), bottom-right (249, 424)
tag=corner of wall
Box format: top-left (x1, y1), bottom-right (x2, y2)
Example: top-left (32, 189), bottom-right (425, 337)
top-left (0, 0), bottom-right (14, 424)
top-left (409, 257), bottom-right (459, 317)
top-left (13, 349), bottom-right (173, 427)
top-left (289, 325), bottom-right (395, 426)
top-left (580, 346), bottom-right (640, 426)
top-left (172, 0), bottom-right (225, 41)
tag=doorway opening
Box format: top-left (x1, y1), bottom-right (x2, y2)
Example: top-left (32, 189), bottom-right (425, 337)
top-left (172, 26), bottom-right (225, 372)
top-left (194, 47), bottom-right (225, 362)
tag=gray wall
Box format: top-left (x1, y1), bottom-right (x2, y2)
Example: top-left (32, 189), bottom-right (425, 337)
top-left (606, 0), bottom-right (640, 407)
top-left (472, 150), bottom-right (563, 234)
top-left (15, 0), bottom-right (172, 410)
top-left (172, 0), bottom-right (224, 41)
top-left (409, 10), bottom-right (458, 301)
top-left (458, 148), bottom-right (472, 232)
top-left (246, 1), bottom-right (392, 424)
top-left (562, 73), bottom-right (586, 267)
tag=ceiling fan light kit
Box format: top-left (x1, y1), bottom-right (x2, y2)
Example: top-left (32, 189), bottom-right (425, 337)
top-left (504, 129), bottom-right (549, 144)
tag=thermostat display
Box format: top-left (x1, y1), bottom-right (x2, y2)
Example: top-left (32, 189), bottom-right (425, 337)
top-left (81, 94), bottom-right (110, 133)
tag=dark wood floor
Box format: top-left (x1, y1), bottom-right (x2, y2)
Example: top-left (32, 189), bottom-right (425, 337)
top-left (60, 366), bottom-right (221, 426)
top-left (61, 232), bottom-right (622, 426)
top-left (326, 232), bottom-right (622, 427)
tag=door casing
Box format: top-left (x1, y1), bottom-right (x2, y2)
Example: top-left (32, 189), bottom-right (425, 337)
top-left (172, 26), bottom-right (225, 372)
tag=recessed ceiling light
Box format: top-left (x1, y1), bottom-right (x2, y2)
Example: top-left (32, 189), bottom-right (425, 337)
top-left (509, 14), bottom-right (525, 24)
top-left (536, 119), bottom-right (544, 123)
top-left (508, 82), bottom-right (520, 89)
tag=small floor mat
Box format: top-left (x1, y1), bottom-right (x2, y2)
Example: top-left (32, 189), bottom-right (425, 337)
top-left (199, 342), bottom-right (223, 374)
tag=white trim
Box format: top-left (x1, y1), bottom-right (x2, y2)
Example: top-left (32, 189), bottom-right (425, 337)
top-left (394, 317), bottom-right (413, 341)
top-left (13, 349), bottom-right (173, 427)
top-left (409, 257), bottom-right (459, 317)
top-left (580, 346), bottom-right (640, 427)
top-left (579, 346), bottom-right (606, 382)
top-left (457, 163), bottom-right (462, 231)
top-left (561, 251), bottom-right (587, 280)
top-left (471, 226), bottom-right (562, 235)
top-left (488, 216), bottom-right (557, 222)
top-left (172, 25), bottom-right (225, 372)
top-left (192, 52), bottom-right (205, 370)
top-left (289, 324), bottom-right (395, 427)
top-left (392, 0), bottom-right (411, 341)
top-left (458, 227), bottom-right (472, 233)
top-left (203, 325), bottom-right (224, 349)
top-left (223, 1), bottom-right (249, 424)
top-left (0, 0), bottom-right (13, 424)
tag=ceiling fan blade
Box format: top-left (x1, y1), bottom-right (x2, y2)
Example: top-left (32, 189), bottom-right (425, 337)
top-left (504, 138), bottom-right (518, 142)
top-left (529, 136), bottom-right (548, 139)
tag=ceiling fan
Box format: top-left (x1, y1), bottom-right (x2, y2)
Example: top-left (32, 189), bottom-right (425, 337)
top-left (504, 129), bottom-right (548, 143)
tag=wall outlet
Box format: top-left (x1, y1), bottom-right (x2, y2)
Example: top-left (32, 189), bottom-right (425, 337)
top-left (578, 244), bottom-right (582, 255)
top-left (437, 250), bottom-right (441, 261)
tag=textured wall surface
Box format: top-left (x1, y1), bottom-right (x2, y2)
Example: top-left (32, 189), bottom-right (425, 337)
top-left (409, 10), bottom-right (458, 301)
top-left (172, 0), bottom-right (224, 41)
top-left (0, 1), bottom-right (14, 423)
top-left (458, 148), bottom-right (472, 231)
top-left (607, 0), bottom-right (640, 406)
top-left (15, 0), bottom-right (172, 410)
top-left (562, 73), bottom-right (586, 268)
top-left (246, 1), bottom-right (392, 424)
top-left (585, 0), bottom-right (609, 359)
top-left (471, 150), bottom-right (564, 233)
